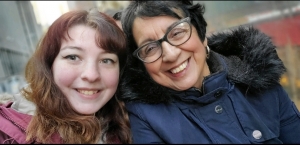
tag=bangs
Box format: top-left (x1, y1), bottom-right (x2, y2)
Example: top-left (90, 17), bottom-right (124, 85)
top-left (94, 25), bottom-right (126, 54)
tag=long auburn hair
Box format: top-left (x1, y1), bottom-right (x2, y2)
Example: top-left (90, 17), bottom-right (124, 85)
top-left (22, 9), bottom-right (131, 144)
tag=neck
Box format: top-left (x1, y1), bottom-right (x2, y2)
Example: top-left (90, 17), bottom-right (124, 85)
top-left (196, 62), bottom-right (210, 89)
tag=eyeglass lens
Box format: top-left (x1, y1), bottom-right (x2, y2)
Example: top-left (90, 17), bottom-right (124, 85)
top-left (138, 20), bottom-right (191, 63)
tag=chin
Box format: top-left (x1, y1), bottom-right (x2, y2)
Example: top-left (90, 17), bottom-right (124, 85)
top-left (75, 108), bottom-right (97, 115)
top-left (172, 85), bottom-right (192, 91)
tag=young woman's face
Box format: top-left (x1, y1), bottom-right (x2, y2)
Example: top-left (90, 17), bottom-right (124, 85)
top-left (132, 16), bottom-right (209, 91)
top-left (52, 25), bottom-right (120, 115)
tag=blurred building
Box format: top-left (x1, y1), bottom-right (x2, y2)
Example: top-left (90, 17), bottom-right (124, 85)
top-left (200, 1), bottom-right (299, 33)
top-left (96, 1), bottom-right (130, 14)
top-left (0, 1), bottom-right (42, 93)
top-left (66, 1), bottom-right (129, 16)
top-left (67, 1), bottom-right (97, 11)
top-left (31, 1), bottom-right (69, 33)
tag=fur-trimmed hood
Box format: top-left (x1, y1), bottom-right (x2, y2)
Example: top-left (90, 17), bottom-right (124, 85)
top-left (118, 26), bottom-right (286, 104)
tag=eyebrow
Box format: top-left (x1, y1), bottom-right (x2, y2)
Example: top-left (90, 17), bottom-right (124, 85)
top-left (166, 20), bottom-right (181, 33)
top-left (60, 46), bottom-right (114, 55)
top-left (139, 19), bottom-right (181, 47)
top-left (61, 46), bottom-right (84, 51)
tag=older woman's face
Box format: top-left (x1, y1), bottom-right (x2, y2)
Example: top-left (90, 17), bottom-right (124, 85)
top-left (132, 16), bottom-right (209, 91)
top-left (52, 25), bottom-right (120, 115)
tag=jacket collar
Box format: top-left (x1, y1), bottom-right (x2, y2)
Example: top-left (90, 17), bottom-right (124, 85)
top-left (169, 51), bottom-right (230, 105)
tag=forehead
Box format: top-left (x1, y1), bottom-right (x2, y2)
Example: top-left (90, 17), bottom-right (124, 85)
top-left (133, 16), bottom-right (179, 29)
top-left (132, 16), bottom-right (180, 45)
top-left (65, 25), bottom-right (96, 39)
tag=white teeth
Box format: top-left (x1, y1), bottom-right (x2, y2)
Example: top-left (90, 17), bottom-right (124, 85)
top-left (78, 90), bottom-right (98, 95)
top-left (170, 61), bottom-right (188, 74)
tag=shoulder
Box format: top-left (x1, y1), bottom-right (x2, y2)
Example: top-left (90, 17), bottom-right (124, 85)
top-left (125, 101), bottom-right (179, 121)
top-left (126, 101), bottom-right (170, 113)
top-left (0, 93), bottom-right (15, 105)
top-left (252, 83), bottom-right (288, 101)
top-left (240, 83), bottom-right (293, 116)
top-left (125, 101), bottom-right (160, 117)
top-left (0, 102), bottom-right (32, 144)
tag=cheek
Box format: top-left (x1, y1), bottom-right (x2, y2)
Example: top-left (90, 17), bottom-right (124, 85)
top-left (144, 63), bottom-right (161, 76)
top-left (52, 61), bottom-right (77, 88)
top-left (186, 35), bottom-right (207, 58)
top-left (188, 34), bottom-right (205, 49)
top-left (101, 69), bottom-right (120, 88)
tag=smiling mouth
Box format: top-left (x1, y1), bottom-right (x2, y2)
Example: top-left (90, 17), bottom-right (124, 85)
top-left (77, 89), bottom-right (99, 95)
top-left (170, 60), bottom-right (188, 74)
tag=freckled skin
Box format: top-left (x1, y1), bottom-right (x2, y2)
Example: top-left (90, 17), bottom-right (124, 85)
top-left (52, 25), bottom-right (120, 115)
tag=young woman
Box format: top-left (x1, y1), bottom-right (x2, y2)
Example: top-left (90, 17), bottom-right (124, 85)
top-left (0, 9), bottom-right (131, 144)
top-left (118, 1), bottom-right (300, 143)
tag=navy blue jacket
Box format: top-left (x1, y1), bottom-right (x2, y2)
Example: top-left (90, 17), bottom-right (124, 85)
top-left (119, 27), bottom-right (300, 143)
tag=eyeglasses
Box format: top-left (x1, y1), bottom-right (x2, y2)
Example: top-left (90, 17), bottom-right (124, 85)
top-left (133, 17), bottom-right (192, 63)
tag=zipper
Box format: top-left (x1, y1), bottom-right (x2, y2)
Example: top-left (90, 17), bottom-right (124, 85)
top-left (194, 87), bottom-right (202, 93)
top-left (0, 110), bottom-right (26, 132)
top-left (202, 80), bottom-right (205, 94)
top-left (193, 78), bottom-right (206, 95)
top-left (0, 108), bottom-right (38, 144)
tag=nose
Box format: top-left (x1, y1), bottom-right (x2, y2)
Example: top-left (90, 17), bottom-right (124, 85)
top-left (161, 41), bottom-right (181, 62)
top-left (81, 62), bottom-right (100, 82)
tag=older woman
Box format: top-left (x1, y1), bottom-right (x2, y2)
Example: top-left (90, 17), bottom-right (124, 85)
top-left (118, 0), bottom-right (300, 144)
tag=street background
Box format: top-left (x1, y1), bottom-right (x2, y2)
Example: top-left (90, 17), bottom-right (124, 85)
top-left (0, 1), bottom-right (299, 108)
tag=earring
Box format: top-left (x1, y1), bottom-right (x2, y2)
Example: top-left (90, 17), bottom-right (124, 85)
top-left (206, 46), bottom-right (210, 59)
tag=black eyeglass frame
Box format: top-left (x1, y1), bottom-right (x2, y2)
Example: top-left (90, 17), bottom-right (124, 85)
top-left (132, 17), bottom-right (192, 63)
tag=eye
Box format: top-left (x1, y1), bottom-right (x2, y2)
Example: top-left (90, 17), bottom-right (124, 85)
top-left (168, 28), bottom-right (187, 40)
top-left (140, 43), bottom-right (159, 57)
top-left (64, 55), bottom-right (79, 61)
top-left (101, 58), bottom-right (115, 64)
top-left (145, 46), bottom-right (156, 54)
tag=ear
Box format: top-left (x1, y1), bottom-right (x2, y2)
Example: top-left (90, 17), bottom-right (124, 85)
top-left (203, 37), bottom-right (207, 47)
